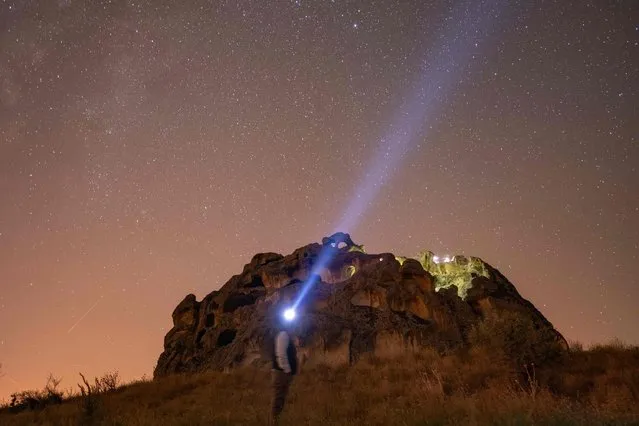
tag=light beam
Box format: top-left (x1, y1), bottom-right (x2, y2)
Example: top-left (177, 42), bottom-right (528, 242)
top-left (292, 0), bottom-right (508, 311)
top-left (334, 0), bottom-right (507, 233)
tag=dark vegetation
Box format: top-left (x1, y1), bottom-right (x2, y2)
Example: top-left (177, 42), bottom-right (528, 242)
top-left (1, 316), bottom-right (637, 425)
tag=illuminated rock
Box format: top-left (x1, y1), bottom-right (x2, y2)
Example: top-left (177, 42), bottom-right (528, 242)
top-left (321, 232), bottom-right (364, 252)
top-left (154, 234), bottom-right (567, 378)
top-left (350, 287), bottom-right (388, 309)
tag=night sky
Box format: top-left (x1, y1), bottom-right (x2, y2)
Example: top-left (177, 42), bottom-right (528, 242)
top-left (1, 0), bottom-right (637, 399)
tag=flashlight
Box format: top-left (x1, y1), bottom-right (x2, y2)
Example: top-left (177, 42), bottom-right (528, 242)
top-left (283, 308), bottom-right (296, 321)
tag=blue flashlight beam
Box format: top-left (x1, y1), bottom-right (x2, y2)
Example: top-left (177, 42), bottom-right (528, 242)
top-left (293, 0), bottom-right (508, 310)
top-left (335, 0), bottom-right (507, 233)
top-left (291, 247), bottom-right (332, 310)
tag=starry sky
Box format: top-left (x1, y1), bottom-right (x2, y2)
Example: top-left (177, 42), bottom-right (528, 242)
top-left (1, 0), bottom-right (637, 399)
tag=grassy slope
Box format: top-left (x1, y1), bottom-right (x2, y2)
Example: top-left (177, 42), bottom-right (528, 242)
top-left (1, 343), bottom-right (638, 426)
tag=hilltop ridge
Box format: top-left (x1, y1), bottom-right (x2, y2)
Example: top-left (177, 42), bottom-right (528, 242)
top-left (154, 233), bottom-right (566, 377)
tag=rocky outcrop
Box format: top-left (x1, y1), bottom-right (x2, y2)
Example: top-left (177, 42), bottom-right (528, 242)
top-left (154, 233), bottom-right (567, 377)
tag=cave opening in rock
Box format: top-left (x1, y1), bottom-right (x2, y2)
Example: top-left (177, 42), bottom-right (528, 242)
top-left (223, 293), bottom-right (257, 313)
top-left (205, 313), bottom-right (215, 327)
top-left (246, 275), bottom-right (264, 288)
top-left (216, 329), bottom-right (237, 347)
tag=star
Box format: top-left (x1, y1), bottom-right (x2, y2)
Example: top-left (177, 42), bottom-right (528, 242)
top-left (0, 0), bottom-right (637, 401)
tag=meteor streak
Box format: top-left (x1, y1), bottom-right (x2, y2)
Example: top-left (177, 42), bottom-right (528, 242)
top-left (67, 298), bottom-right (101, 334)
top-left (290, 0), bottom-right (508, 313)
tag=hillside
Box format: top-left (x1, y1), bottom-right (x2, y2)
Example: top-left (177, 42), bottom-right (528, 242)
top-left (2, 234), bottom-right (637, 425)
top-left (1, 342), bottom-right (638, 425)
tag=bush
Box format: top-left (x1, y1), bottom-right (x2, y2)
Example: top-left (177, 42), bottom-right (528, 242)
top-left (468, 311), bottom-right (564, 369)
top-left (74, 370), bottom-right (122, 423)
top-left (95, 371), bottom-right (121, 393)
top-left (8, 374), bottom-right (63, 413)
top-left (0, 349), bottom-right (638, 425)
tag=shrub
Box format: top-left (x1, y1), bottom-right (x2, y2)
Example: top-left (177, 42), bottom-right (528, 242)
top-left (0, 348), bottom-right (638, 425)
top-left (8, 374), bottom-right (63, 413)
top-left (468, 311), bottom-right (564, 370)
top-left (95, 371), bottom-right (121, 393)
top-left (77, 372), bottom-right (101, 424)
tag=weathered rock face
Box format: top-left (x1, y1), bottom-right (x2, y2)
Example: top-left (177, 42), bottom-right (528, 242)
top-left (154, 233), bottom-right (567, 377)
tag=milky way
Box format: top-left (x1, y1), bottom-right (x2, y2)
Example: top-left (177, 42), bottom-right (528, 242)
top-left (1, 0), bottom-right (637, 398)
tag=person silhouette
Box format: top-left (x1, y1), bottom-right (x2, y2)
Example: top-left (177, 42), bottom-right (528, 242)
top-left (267, 307), bottom-right (298, 426)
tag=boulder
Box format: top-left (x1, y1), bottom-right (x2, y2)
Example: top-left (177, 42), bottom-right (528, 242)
top-left (172, 294), bottom-right (199, 329)
top-left (154, 234), bottom-right (566, 378)
top-left (350, 287), bottom-right (388, 309)
top-left (400, 258), bottom-right (427, 277)
top-left (243, 252), bottom-right (284, 273)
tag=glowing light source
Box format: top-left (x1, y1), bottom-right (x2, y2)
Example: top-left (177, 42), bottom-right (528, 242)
top-left (433, 255), bottom-right (454, 264)
top-left (283, 308), bottom-right (296, 321)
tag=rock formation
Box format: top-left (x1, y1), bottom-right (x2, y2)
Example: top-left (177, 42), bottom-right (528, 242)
top-left (154, 233), bottom-right (567, 377)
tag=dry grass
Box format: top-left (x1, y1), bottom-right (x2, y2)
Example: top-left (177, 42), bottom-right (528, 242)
top-left (1, 343), bottom-right (638, 426)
